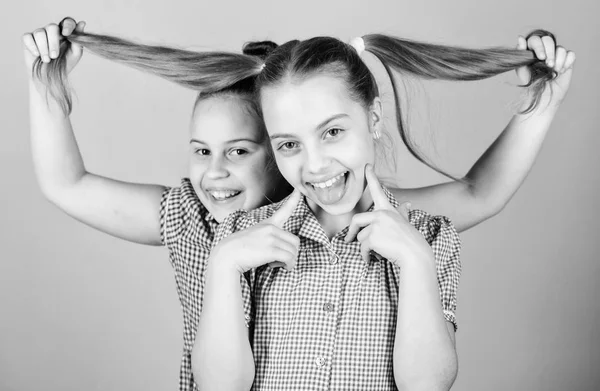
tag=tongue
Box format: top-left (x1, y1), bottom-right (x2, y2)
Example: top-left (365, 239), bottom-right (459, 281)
top-left (313, 175), bottom-right (346, 205)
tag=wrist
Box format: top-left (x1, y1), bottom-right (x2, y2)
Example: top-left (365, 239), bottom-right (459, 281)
top-left (393, 248), bottom-right (435, 270)
top-left (209, 247), bottom-right (244, 275)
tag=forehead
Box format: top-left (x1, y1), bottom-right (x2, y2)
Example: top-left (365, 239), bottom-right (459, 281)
top-left (260, 75), bottom-right (358, 132)
top-left (190, 96), bottom-right (263, 143)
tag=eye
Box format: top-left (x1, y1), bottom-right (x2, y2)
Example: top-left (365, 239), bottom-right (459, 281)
top-left (194, 148), bottom-right (211, 156)
top-left (229, 148), bottom-right (249, 158)
top-left (279, 141), bottom-right (298, 151)
top-left (325, 128), bottom-right (343, 139)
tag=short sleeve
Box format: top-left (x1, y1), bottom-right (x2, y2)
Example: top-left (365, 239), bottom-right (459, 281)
top-left (409, 209), bottom-right (462, 331)
top-left (159, 178), bottom-right (204, 248)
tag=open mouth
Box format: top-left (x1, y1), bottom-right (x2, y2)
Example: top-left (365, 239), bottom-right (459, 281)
top-left (307, 171), bottom-right (349, 205)
top-left (207, 189), bottom-right (242, 202)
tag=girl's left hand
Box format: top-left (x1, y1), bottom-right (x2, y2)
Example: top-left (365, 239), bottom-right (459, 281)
top-left (344, 165), bottom-right (433, 267)
top-left (516, 33), bottom-right (576, 105)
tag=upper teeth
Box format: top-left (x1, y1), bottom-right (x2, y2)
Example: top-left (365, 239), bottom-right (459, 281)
top-left (210, 190), bottom-right (239, 200)
top-left (311, 172), bottom-right (345, 189)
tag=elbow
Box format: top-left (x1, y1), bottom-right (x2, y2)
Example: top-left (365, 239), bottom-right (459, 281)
top-left (191, 344), bottom-right (255, 391)
top-left (36, 174), bottom-right (86, 209)
top-left (395, 350), bottom-right (458, 391)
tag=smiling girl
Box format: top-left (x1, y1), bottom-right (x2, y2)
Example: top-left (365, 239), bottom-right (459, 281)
top-left (24, 18), bottom-right (574, 391)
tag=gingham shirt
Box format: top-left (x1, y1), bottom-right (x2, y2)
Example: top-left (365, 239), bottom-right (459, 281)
top-left (214, 187), bottom-right (462, 391)
top-left (159, 178), bottom-right (219, 391)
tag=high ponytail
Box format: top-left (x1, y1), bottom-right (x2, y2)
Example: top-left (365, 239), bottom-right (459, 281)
top-left (33, 32), bottom-right (263, 114)
top-left (363, 30), bottom-right (555, 113)
top-left (254, 30), bottom-right (557, 180)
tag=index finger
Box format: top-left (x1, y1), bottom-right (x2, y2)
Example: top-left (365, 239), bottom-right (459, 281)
top-left (59, 17), bottom-right (77, 36)
top-left (365, 164), bottom-right (391, 210)
top-left (267, 190), bottom-right (301, 228)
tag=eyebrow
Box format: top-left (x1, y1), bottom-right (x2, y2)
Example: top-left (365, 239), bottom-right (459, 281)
top-left (189, 138), bottom-right (260, 145)
top-left (269, 113), bottom-right (350, 140)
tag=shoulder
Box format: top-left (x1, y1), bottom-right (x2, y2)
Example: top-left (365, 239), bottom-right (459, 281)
top-left (409, 208), bottom-right (461, 252)
top-left (213, 200), bottom-right (282, 244)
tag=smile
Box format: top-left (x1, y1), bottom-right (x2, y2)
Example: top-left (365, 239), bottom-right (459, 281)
top-left (207, 189), bottom-right (242, 201)
top-left (309, 172), bottom-right (347, 189)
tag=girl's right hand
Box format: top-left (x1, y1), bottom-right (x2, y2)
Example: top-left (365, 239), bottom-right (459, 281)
top-left (211, 191), bottom-right (302, 274)
top-left (22, 17), bottom-right (86, 75)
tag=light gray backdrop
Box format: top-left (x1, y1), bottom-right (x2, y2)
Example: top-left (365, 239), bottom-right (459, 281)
top-left (1, 0), bottom-right (598, 390)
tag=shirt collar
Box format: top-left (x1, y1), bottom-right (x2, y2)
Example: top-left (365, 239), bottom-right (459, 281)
top-left (281, 185), bottom-right (401, 250)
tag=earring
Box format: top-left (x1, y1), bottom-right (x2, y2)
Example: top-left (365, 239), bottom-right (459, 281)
top-left (372, 129), bottom-right (381, 140)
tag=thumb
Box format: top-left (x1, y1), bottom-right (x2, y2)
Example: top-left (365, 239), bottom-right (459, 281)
top-left (396, 201), bottom-right (411, 220)
top-left (69, 21), bottom-right (86, 58)
top-left (267, 190), bottom-right (301, 228)
top-left (515, 35), bottom-right (531, 85)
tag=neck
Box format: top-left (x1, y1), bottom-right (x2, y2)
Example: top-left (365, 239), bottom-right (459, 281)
top-left (307, 187), bottom-right (374, 239)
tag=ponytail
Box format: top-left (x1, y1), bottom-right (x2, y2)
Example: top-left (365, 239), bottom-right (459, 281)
top-left (358, 30), bottom-right (556, 177)
top-left (32, 32), bottom-right (263, 114)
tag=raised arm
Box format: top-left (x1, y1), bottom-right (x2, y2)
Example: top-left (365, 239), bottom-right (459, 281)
top-left (393, 35), bottom-right (576, 233)
top-left (23, 18), bottom-right (165, 245)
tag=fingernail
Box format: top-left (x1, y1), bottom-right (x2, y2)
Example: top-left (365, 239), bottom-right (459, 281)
top-left (50, 51), bottom-right (58, 59)
top-left (42, 55), bottom-right (50, 63)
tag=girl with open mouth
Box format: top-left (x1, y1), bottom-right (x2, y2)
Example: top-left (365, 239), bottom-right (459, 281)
top-left (24, 18), bottom-right (574, 391)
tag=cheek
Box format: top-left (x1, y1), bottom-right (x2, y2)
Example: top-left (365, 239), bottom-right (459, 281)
top-left (188, 158), bottom-right (207, 181)
top-left (239, 153), bottom-right (275, 190)
top-left (274, 154), bottom-right (302, 186)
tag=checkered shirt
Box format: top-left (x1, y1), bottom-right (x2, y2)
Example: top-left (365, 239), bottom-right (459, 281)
top-left (214, 187), bottom-right (462, 391)
top-left (160, 178), bottom-right (219, 391)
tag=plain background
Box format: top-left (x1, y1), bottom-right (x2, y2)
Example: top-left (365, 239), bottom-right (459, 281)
top-left (1, 0), bottom-right (598, 390)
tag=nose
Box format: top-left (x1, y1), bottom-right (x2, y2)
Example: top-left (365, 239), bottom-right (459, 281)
top-left (305, 143), bottom-right (331, 175)
top-left (205, 154), bottom-right (230, 180)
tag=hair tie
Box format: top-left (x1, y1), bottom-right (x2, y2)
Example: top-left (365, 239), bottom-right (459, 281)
top-left (349, 37), bottom-right (365, 55)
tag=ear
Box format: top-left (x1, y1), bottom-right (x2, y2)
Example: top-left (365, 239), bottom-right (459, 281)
top-left (368, 97), bottom-right (383, 134)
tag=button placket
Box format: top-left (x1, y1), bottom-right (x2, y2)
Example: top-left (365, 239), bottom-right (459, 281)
top-left (330, 252), bottom-right (340, 265)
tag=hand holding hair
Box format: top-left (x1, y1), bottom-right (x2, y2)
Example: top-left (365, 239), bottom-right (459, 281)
top-left (516, 31), bottom-right (576, 106)
top-left (22, 17), bottom-right (86, 75)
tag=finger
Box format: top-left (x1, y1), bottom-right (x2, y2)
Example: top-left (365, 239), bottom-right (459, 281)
top-left (396, 202), bottom-right (411, 220)
top-left (359, 236), bottom-right (372, 264)
top-left (272, 246), bottom-right (298, 271)
top-left (357, 225), bottom-right (375, 263)
top-left (45, 23), bottom-right (60, 59)
top-left (69, 21), bottom-right (87, 58)
top-left (74, 20), bottom-right (86, 33)
top-left (563, 51), bottom-right (576, 70)
top-left (515, 36), bottom-right (531, 85)
top-left (345, 212), bottom-right (375, 242)
top-left (268, 190), bottom-right (301, 228)
top-left (272, 235), bottom-right (299, 259)
top-left (32, 28), bottom-right (50, 63)
top-left (527, 35), bottom-right (546, 61)
top-left (267, 247), bottom-right (297, 271)
top-left (541, 36), bottom-right (555, 67)
top-left (554, 46), bottom-right (567, 73)
top-left (276, 230), bottom-right (301, 251)
top-left (516, 35), bottom-right (527, 50)
top-left (365, 164), bottom-right (391, 210)
top-left (22, 33), bottom-right (40, 57)
top-left (59, 17), bottom-right (77, 36)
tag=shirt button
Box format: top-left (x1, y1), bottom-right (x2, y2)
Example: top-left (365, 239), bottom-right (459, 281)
top-left (315, 356), bottom-right (326, 368)
top-left (323, 302), bottom-right (334, 312)
top-left (330, 253), bottom-right (340, 265)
